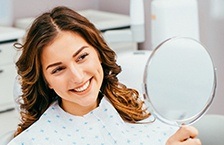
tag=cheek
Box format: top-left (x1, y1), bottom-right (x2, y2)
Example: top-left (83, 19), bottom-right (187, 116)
top-left (91, 59), bottom-right (103, 73)
top-left (47, 78), bottom-right (66, 93)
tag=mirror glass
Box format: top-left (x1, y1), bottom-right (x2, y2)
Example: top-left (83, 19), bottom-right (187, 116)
top-left (143, 37), bottom-right (216, 126)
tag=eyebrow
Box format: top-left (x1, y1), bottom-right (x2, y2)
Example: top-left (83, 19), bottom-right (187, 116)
top-left (45, 46), bottom-right (88, 70)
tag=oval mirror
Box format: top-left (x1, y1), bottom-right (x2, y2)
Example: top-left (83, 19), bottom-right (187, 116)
top-left (143, 37), bottom-right (216, 126)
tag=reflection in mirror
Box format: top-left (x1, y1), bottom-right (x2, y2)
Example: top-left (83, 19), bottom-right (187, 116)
top-left (143, 37), bottom-right (216, 126)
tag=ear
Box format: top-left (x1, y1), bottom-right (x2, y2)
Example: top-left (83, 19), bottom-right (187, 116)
top-left (48, 84), bottom-right (53, 89)
top-left (43, 76), bottom-right (53, 89)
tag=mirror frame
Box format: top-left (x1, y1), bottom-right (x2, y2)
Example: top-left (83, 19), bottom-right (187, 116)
top-left (143, 37), bottom-right (217, 126)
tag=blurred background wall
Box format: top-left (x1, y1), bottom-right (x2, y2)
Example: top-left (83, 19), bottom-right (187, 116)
top-left (12, 0), bottom-right (224, 115)
top-left (13, 0), bottom-right (99, 19)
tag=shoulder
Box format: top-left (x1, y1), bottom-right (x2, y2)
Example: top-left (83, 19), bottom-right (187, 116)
top-left (125, 116), bottom-right (178, 144)
top-left (8, 102), bottom-right (62, 144)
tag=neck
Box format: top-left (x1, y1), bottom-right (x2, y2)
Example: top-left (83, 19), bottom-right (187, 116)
top-left (60, 100), bottom-right (98, 116)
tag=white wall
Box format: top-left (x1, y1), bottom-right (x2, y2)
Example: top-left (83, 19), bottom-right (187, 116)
top-left (98, 0), bottom-right (129, 15)
top-left (12, 0), bottom-right (99, 19)
top-left (198, 0), bottom-right (224, 115)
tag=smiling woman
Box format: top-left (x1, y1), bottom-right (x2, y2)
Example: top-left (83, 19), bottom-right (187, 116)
top-left (41, 31), bottom-right (104, 116)
top-left (7, 6), bottom-right (201, 145)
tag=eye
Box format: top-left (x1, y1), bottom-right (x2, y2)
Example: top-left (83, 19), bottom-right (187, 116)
top-left (76, 52), bottom-right (89, 62)
top-left (51, 66), bottom-right (65, 74)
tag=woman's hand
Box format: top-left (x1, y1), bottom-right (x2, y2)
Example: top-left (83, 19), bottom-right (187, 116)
top-left (166, 125), bottom-right (201, 145)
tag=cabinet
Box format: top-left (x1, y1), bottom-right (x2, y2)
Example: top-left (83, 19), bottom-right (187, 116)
top-left (0, 27), bottom-right (25, 112)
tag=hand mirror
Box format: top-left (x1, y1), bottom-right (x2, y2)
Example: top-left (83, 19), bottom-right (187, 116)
top-left (143, 37), bottom-right (216, 126)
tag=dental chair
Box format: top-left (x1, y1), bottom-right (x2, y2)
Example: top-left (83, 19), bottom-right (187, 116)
top-left (0, 130), bottom-right (15, 145)
top-left (117, 50), bottom-right (151, 94)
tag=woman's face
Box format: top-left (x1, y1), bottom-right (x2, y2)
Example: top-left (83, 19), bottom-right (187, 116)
top-left (41, 31), bottom-right (104, 116)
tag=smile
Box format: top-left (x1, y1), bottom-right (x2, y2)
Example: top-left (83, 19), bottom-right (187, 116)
top-left (74, 80), bottom-right (90, 92)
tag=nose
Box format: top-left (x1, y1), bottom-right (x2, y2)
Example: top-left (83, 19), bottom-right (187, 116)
top-left (68, 64), bottom-right (84, 84)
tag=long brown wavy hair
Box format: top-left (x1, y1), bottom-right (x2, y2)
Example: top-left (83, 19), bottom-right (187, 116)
top-left (14, 6), bottom-right (150, 136)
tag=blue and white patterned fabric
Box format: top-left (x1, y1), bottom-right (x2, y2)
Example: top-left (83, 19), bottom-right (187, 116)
top-left (7, 97), bottom-right (177, 145)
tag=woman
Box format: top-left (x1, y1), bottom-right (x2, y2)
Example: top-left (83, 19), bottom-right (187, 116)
top-left (8, 6), bottom-right (201, 145)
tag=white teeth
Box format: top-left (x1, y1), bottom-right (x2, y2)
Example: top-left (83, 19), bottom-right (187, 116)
top-left (74, 81), bottom-right (90, 92)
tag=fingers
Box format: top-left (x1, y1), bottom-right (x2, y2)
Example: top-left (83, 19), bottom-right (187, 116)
top-left (181, 138), bottom-right (201, 145)
top-left (176, 125), bottom-right (199, 141)
top-left (166, 125), bottom-right (201, 145)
